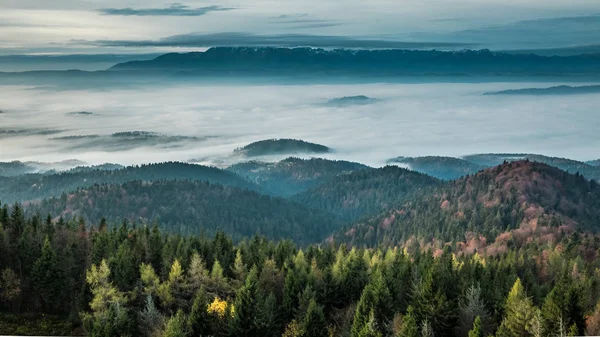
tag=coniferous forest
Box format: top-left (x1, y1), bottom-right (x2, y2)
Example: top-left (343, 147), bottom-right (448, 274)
top-left (1, 159), bottom-right (600, 336)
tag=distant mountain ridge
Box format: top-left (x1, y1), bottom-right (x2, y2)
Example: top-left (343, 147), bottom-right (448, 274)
top-left (484, 84), bottom-right (600, 95)
top-left (107, 47), bottom-right (600, 77)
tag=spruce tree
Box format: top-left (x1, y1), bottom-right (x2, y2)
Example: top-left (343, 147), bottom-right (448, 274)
top-left (32, 237), bottom-right (63, 311)
top-left (302, 298), bottom-right (328, 337)
top-left (397, 306), bottom-right (419, 337)
top-left (187, 287), bottom-right (210, 336)
top-left (496, 278), bottom-right (533, 337)
top-left (468, 316), bottom-right (483, 337)
top-left (232, 266), bottom-right (259, 337)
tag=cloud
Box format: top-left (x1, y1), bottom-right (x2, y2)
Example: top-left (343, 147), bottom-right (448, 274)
top-left (450, 14), bottom-right (600, 49)
top-left (98, 3), bottom-right (235, 17)
top-left (282, 23), bottom-right (344, 30)
top-left (84, 32), bottom-right (474, 49)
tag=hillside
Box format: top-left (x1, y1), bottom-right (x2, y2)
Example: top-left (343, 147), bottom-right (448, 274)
top-left (227, 157), bottom-right (369, 197)
top-left (463, 153), bottom-right (600, 181)
top-left (108, 47), bottom-right (600, 77)
top-left (30, 180), bottom-right (338, 243)
top-left (335, 161), bottom-right (600, 249)
top-left (388, 156), bottom-right (484, 180)
top-left (293, 166), bottom-right (440, 221)
top-left (0, 162), bottom-right (259, 203)
top-left (234, 139), bottom-right (330, 157)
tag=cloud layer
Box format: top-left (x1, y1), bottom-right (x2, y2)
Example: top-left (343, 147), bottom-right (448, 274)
top-left (1, 81), bottom-right (599, 166)
top-left (98, 3), bottom-right (235, 16)
top-left (89, 32), bottom-right (473, 49)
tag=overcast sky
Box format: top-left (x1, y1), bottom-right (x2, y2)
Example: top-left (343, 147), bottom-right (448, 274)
top-left (2, 0), bottom-right (600, 54)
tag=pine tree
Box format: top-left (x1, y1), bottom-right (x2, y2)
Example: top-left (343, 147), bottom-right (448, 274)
top-left (139, 294), bottom-right (164, 337)
top-left (85, 259), bottom-right (127, 315)
top-left (496, 278), bottom-right (533, 337)
top-left (232, 266), bottom-right (259, 337)
top-left (187, 287), bottom-right (210, 336)
top-left (397, 306), bottom-right (419, 337)
top-left (233, 250), bottom-right (247, 282)
top-left (357, 310), bottom-right (383, 337)
top-left (526, 308), bottom-right (545, 337)
top-left (163, 310), bottom-right (190, 337)
top-left (457, 285), bottom-right (493, 337)
top-left (468, 316), bottom-right (483, 337)
top-left (351, 268), bottom-right (392, 336)
top-left (421, 319), bottom-right (435, 337)
top-left (32, 237), bottom-right (63, 311)
top-left (302, 298), bottom-right (328, 337)
top-left (255, 292), bottom-right (279, 336)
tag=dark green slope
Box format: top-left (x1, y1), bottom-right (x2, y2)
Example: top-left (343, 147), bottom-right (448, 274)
top-left (293, 165), bottom-right (441, 222)
top-left (227, 157), bottom-right (369, 197)
top-left (0, 162), bottom-right (259, 203)
top-left (30, 179), bottom-right (338, 243)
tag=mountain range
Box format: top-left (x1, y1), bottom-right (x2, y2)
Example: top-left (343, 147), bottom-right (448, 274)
top-left (3, 48), bottom-right (600, 86)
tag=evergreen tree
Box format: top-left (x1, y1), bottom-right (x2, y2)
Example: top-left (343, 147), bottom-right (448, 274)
top-left (163, 310), bottom-right (190, 337)
top-left (232, 266), bottom-right (260, 337)
top-left (32, 237), bottom-right (63, 311)
top-left (496, 278), bottom-right (533, 337)
top-left (187, 287), bottom-right (210, 336)
top-left (302, 298), bottom-right (328, 337)
top-left (351, 268), bottom-right (392, 336)
top-left (468, 316), bottom-right (483, 337)
top-left (255, 292), bottom-right (279, 336)
top-left (397, 306), bottom-right (419, 337)
top-left (139, 294), bottom-right (164, 337)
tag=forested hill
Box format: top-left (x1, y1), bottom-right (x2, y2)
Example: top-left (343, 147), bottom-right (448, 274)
top-left (463, 153), bottom-right (600, 181)
top-left (336, 160), bottom-right (600, 248)
top-left (293, 166), bottom-right (440, 221)
top-left (28, 180), bottom-right (338, 243)
top-left (227, 157), bottom-right (369, 197)
top-left (0, 162), bottom-right (259, 203)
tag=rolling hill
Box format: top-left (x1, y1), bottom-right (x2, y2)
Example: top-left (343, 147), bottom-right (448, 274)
top-left (30, 179), bottom-right (338, 243)
top-left (0, 162), bottom-right (259, 203)
top-left (463, 153), bottom-right (600, 181)
top-left (227, 157), bottom-right (369, 197)
top-left (293, 165), bottom-right (440, 221)
top-left (234, 139), bottom-right (330, 157)
top-left (334, 161), bottom-right (600, 250)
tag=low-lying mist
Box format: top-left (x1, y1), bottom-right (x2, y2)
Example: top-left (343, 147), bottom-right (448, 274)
top-left (1, 81), bottom-right (599, 167)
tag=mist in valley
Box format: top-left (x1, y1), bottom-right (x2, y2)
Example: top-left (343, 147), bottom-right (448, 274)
top-left (1, 81), bottom-right (599, 168)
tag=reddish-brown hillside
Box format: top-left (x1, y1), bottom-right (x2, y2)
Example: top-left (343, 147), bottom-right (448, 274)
top-left (335, 160), bottom-right (600, 253)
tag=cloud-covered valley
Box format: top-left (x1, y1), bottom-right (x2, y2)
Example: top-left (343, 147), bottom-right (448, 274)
top-left (1, 82), bottom-right (599, 167)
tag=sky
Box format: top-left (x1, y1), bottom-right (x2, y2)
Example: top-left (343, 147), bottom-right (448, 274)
top-left (2, 0), bottom-right (600, 55)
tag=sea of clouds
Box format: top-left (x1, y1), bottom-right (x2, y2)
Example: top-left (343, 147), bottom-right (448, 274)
top-left (1, 81), bottom-right (599, 168)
